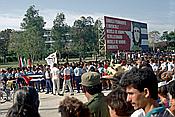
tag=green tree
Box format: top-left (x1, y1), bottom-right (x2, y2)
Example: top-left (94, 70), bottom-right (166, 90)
top-left (0, 29), bottom-right (12, 63)
top-left (20, 5), bottom-right (45, 61)
top-left (72, 16), bottom-right (96, 60)
top-left (148, 31), bottom-right (160, 51)
top-left (51, 12), bottom-right (70, 58)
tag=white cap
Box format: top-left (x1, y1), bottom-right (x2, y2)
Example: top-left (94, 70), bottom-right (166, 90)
top-left (158, 81), bottom-right (167, 88)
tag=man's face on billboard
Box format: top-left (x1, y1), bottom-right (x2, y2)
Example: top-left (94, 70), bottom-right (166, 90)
top-left (134, 27), bottom-right (140, 43)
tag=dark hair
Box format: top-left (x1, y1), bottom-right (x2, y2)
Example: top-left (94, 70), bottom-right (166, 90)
top-left (167, 80), bottom-right (175, 98)
top-left (120, 67), bottom-right (158, 100)
top-left (13, 86), bottom-right (39, 110)
top-left (82, 83), bottom-right (102, 95)
top-left (158, 85), bottom-right (168, 98)
top-left (6, 103), bottom-right (40, 117)
top-left (106, 86), bottom-right (134, 116)
top-left (59, 96), bottom-right (90, 117)
top-left (53, 63), bottom-right (57, 67)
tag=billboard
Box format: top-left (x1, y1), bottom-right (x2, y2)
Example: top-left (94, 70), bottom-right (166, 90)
top-left (104, 16), bottom-right (148, 52)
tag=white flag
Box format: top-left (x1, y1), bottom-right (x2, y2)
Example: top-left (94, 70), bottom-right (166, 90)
top-left (45, 51), bottom-right (57, 67)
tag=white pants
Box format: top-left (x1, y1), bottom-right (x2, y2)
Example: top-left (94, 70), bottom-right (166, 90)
top-left (52, 78), bottom-right (60, 94)
top-left (60, 79), bottom-right (73, 94)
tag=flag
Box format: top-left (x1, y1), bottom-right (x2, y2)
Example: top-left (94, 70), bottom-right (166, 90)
top-left (21, 75), bottom-right (33, 86)
top-left (45, 51), bottom-right (57, 67)
top-left (18, 56), bottom-right (27, 68)
top-left (27, 58), bottom-right (32, 68)
top-left (18, 56), bottom-right (22, 68)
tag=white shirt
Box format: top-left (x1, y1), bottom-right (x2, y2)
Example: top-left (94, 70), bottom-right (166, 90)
top-left (131, 109), bottom-right (145, 117)
top-left (167, 62), bottom-right (174, 72)
top-left (51, 67), bottom-right (59, 79)
top-left (64, 67), bottom-right (70, 75)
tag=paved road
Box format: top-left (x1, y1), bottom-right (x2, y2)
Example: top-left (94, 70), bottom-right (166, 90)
top-left (0, 90), bottom-right (111, 117)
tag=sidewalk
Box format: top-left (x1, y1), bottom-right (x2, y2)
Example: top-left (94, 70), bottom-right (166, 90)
top-left (0, 90), bottom-right (111, 117)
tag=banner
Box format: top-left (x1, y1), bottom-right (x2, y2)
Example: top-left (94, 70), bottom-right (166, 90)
top-left (45, 51), bottom-right (57, 67)
top-left (104, 16), bottom-right (148, 52)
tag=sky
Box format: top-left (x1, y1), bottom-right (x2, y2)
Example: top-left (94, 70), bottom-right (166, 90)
top-left (0, 0), bottom-right (174, 34)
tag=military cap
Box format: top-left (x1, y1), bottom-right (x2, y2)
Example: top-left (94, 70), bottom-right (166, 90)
top-left (81, 72), bottom-right (100, 87)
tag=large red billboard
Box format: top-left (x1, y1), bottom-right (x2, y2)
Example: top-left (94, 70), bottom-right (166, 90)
top-left (104, 16), bottom-right (148, 52)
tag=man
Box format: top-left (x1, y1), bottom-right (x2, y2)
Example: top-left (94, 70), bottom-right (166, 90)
top-left (74, 63), bottom-right (82, 93)
top-left (120, 67), bottom-right (173, 117)
top-left (7, 86), bottom-right (40, 117)
top-left (81, 71), bottom-right (110, 117)
top-left (106, 86), bottom-right (134, 117)
top-left (60, 63), bottom-right (74, 96)
top-left (167, 80), bottom-right (175, 116)
top-left (51, 63), bottom-right (60, 95)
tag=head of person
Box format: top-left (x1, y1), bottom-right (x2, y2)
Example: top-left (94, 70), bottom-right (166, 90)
top-left (6, 103), bottom-right (40, 117)
top-left (106, 86), bottom-right (134, 117)
top-left (120, 67), bottom-right (158, 110)
top-left (167, 80), bottom-right (175, 107)
top-left (158, 81), bottom-right (168, 99)
top-left (81, 72), bottom-right (102, 96)
top-left (133, 26), bottom-right (141, 45)
top-left (53, 63), bottom-right (57, 67)
top-left (58, 96), bottom-right (90, 117)
top-left (13, 86), bottom-right (40, 111)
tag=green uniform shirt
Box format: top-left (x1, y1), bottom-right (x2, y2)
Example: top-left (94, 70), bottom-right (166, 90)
top-left (86, 93), bottom-right (110, 117)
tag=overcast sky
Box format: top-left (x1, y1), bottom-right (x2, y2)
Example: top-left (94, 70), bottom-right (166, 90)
top-left (0, 0), bottom-right (174, 33)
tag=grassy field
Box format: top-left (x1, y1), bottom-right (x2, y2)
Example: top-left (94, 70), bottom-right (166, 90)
top-left (0, 56), bottom-right (105, 69)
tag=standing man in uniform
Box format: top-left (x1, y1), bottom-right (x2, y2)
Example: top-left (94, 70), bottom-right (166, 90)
top-left (51, 63), bottom-right (60, 95)
top-left (81, 71), bottom-right (110, 117)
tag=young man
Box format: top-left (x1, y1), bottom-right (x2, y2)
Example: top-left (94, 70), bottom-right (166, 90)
top-left (120, 67), bottom-right (174, 117)
top-left (106, 86), bottom-right (134, 117)
top-left (51, 63), bottom-right (60, 95)
top-left (167, 80), bottom-right (175, 116)
top-left (81, 71), bottom-right (110, 117)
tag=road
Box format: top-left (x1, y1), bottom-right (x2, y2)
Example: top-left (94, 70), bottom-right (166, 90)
top-left (0, 90), bottom-right (111, 117)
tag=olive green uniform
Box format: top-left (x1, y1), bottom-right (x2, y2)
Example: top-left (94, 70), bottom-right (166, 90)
top-left (86, 93), bottom-right (110, 117)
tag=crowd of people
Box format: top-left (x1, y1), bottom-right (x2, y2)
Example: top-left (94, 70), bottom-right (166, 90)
top-left (1, 50), bottom-right (175, 117)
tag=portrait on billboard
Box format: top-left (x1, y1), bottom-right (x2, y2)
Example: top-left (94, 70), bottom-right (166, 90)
top-left (132, 22), bottom-right (141, 50)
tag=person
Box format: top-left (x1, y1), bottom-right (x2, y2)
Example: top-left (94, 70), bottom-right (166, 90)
top-left (106, 86), bottom-right (134, 117)
top-left (6, 86), bottom-right (40, 117)
top-left (167, 80), bottom-right (175, 116)
top-left (51, 63), bottom-right (60, 95)
top-left (81, 71), bottom-right (110, 117)
top-left (58, 96), bottom-right (90, 117)
top-left (120, 67), bottom-right (174, 117)
top-left (132, 25), bottom-right (141, 51)
top-left (6, 103), bottom-right (40, 117)
top-left (74, 63), bottom-right (82, 93)
top-left (45, 65), bottom-right (52, 94)
top-left (158, 81), bottom-right (169, 108)
top-left (60, 63), bottom-right (74, 96)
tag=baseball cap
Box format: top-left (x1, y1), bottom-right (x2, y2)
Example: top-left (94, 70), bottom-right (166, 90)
top-left (81, 72), bottom-right (101, 87)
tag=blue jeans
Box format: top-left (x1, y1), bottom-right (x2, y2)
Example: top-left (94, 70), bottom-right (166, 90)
top-left (74, 76), bottom-right (81, 92)
top-left (46, 79), bottom-right (52, 93)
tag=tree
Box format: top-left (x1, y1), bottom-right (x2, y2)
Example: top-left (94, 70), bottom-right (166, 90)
top-left (0, 29), bottom-right (13, 63)
top-left (72, 16), bottom-right (96, 60)
top-left (148, 31), bottom-right (160, 51)
top-left (51, 12), bottom-right (70, 59)
top-left (20, 5), bottom-right (45, 61)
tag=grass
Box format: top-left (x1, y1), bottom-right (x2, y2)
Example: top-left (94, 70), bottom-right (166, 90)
top-left (0, 56), bottom-right (105, 69)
